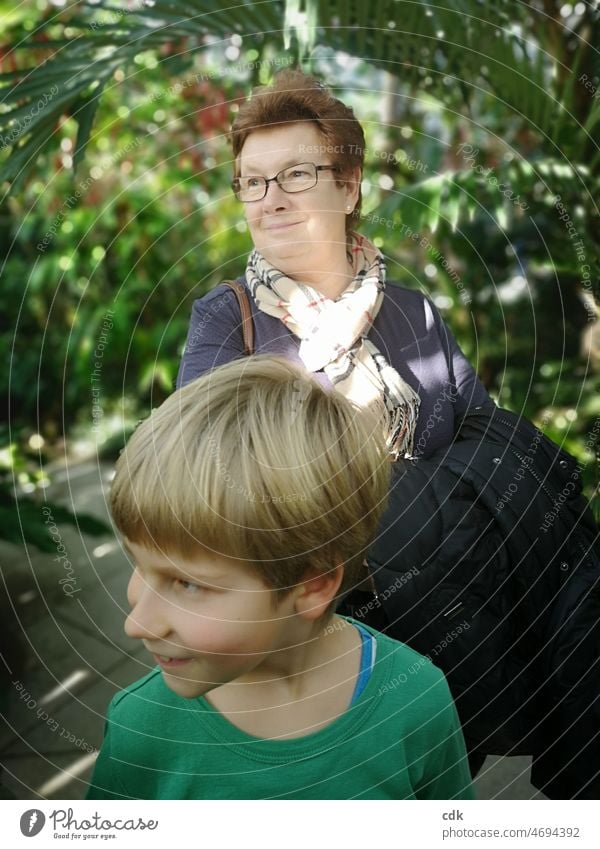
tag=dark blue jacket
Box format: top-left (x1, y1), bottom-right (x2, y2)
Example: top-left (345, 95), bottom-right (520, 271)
top-left (177, 280), bottom-right (491, 458)
top-left (367, 405), bottom-right (600, 799)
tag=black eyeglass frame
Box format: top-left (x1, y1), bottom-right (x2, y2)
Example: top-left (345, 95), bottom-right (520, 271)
top-left (231, 163), bottom-right (340, 202)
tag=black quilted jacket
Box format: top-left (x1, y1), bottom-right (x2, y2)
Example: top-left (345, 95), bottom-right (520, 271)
top-left (366, 405), bottom-right (600, 799)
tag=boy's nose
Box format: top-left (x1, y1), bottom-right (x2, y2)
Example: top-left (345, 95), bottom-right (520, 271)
top-left (124, 606), bottom-right (168, 641)
top-left (124, 575), bottom-right (171, 641)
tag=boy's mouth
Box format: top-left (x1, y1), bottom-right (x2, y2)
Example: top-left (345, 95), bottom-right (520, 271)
top-left (153, 654), bottom-right (192, 668)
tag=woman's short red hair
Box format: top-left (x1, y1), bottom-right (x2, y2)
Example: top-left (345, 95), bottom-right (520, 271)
top-left (229, 68), bottom-right (365, 233)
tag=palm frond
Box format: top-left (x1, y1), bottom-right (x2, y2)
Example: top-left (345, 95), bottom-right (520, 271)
top-left (373, 157), bottom-right (596, 236)
top-left (0, 0), bottom-right (284, 195)
top-left (2, 0), bottom-right (598, 194)
top-left (296, 1), bottom-right (592, 160)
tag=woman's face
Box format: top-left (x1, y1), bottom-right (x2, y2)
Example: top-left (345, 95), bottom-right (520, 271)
top-left (238, 123), bottom-right (360, 276)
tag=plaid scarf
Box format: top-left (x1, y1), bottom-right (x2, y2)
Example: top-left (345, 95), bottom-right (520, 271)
top-left (245, 232), bottom-right (421, 459)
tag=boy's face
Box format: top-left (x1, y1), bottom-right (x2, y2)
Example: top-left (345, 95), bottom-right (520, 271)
top-left (123, 539), bottom-right (297, 699)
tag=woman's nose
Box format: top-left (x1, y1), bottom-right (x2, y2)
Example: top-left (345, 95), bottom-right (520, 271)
top-left (262, 179), bottom-right (290, 210)
top-left (124, 572), bottom-right (170, 641)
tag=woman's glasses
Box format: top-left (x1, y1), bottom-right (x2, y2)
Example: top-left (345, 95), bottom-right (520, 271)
top-left (232, 162), bottom-right (339, 203)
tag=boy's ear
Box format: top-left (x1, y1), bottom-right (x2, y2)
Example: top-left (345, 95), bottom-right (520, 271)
top-left (293, 562), bottom-right (344, 621)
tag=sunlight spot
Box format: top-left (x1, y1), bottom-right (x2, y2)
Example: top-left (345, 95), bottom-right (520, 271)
top-left (93, 542), bottom-right (118, 558)
top-left (36, 751), bottom-right (98, 798)
top-left (18, 590), bottom-right (38, 605)
top-left (39, 670), bottom-right (91, 708)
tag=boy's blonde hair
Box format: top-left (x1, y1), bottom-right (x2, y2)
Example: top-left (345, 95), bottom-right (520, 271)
top-left (111, 355), bottom-right (391, 612)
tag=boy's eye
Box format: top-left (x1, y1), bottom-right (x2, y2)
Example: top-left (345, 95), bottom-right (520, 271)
top-left (174, 579), bottom-right (205, 594)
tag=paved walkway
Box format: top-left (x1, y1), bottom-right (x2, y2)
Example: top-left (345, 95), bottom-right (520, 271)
top-left (0, 461), bottom-right (544, 800)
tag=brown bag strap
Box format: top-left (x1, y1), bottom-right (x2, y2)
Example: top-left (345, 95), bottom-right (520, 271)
top-left (221, 280), bottom-right (254, 356)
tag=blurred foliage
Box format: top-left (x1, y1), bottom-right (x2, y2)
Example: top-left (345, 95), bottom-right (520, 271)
top-left (0, 0), bottom-right (598, 548)
top-left (0, 425), bottom-right (108, 551)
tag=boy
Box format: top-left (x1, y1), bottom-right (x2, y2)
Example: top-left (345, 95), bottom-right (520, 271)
top-left (87, 355), bottom-right (474, 800)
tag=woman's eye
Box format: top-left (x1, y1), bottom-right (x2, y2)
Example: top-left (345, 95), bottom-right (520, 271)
top-left (246, 177), bottom-right (261, 188)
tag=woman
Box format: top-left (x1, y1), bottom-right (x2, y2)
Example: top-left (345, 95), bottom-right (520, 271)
top-left (177, 70), bottom-right (599, 795)
top-left (177, 68), bottom-right (492, 457)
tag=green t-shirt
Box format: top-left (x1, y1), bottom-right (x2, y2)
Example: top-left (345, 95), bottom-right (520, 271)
top-left (86, 618), bottom-right (474, 800)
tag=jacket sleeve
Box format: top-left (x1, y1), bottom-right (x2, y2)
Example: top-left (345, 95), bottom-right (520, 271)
top-left (176, 287), bottom-right (246, 389)
top-left (425, 295), bottom-right (492, 415)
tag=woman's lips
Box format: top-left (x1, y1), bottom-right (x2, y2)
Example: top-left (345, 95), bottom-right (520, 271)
top-left (264, 220), bottom-right (301, 231)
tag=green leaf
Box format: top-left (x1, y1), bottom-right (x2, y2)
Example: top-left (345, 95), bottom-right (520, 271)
top-left (0, 498), bottom-right (109, 552)
top-left (73, 81), bottom-right (106, 172)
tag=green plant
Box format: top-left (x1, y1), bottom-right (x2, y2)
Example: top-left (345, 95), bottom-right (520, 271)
top-left (1, 0), bottom-right (598, 510)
